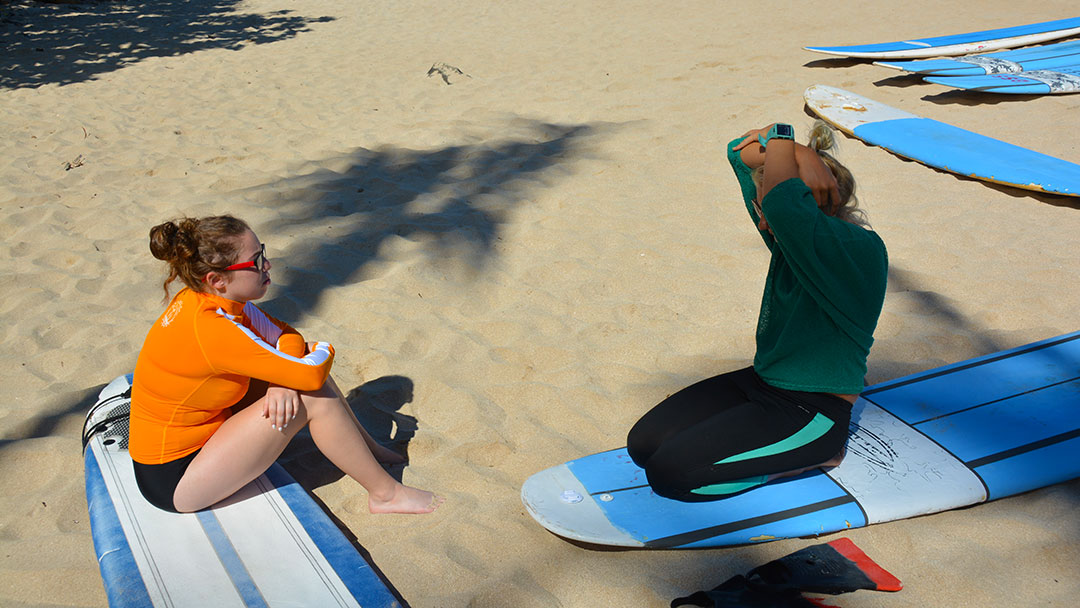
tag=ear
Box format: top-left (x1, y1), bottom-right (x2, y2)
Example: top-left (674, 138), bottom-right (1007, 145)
top-left (204, 271), bottom-right (229, 294)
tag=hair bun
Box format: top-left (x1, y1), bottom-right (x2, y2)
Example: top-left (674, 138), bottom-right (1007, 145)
top-left (807, 119), bottom-right (837, 153)
top-left (148, 219), bottom-right (198, 262)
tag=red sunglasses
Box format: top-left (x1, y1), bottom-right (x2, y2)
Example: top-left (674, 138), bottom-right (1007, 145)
top-left (222, 244), bottom-right (267, 271)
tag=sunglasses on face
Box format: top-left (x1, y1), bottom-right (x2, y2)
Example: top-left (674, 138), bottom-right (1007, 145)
top-left (222, 243), bottom-right (267, 271)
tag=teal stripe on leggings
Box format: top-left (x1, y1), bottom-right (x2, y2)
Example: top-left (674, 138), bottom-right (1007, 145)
top-left (690, 412), bottom-right (834, 497)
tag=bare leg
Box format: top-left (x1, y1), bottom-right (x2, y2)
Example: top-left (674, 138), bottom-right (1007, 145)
top-left (325, 376), bottom-right (406, 465)
top-left (173, 381), bottom-right (441, 514)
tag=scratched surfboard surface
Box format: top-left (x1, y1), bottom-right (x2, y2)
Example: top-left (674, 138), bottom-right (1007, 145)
top-left (521, 332), bottom-right (1080, 548)
top-left (924, 63), bottom-right (1080, 94)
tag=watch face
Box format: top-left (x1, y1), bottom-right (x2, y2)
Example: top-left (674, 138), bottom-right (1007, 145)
top-left (776, 124), bottom-right (794, 138)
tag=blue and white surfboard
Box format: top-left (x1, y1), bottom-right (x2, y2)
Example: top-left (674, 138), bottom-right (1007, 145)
top-left (874, 40), bottom-right (1080, 75)
top-left (803, 85), bottom-right (1080, 197)
top-left (805, 17), bottom-right (1080, 59)
top-left (521, 332), bottom-right (1080, 548)
top-left (83, 375), bottom-right (400, 607)
top-left (924, 64), bottom-right (1080, 94)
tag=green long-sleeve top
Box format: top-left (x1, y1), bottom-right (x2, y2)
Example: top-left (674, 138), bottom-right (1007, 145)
top-left (727, 137), bottom-right (888, 395)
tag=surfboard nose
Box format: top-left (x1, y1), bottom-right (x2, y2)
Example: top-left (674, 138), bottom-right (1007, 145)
top-left (521, 464), bottom-right (642, 547)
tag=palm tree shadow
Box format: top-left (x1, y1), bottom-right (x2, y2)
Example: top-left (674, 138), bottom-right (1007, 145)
top-left (253, 118), bottom-right (608, 323)
top-left (0, 0), bottom-right (334, 89)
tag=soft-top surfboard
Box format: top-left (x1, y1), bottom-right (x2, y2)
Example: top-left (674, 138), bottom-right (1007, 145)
top-left (924, 64), bottom-right (1080, 94)
top-left (521, 332), bottom-right (1080, 548)
top-left (804, 16), bottom-right (1080, 59)
top-left (83, 374), bottom-right (400, 607)
top-left (803, 85), bottom-right (1080, 197)
top-left (874, 40), bottom-right (1080, 75)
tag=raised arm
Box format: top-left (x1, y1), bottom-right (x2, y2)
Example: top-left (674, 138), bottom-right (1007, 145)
top-left (732, 124), bottom-right (840, 212)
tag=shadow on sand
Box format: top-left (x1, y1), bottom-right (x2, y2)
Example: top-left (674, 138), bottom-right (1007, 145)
top-left (0, 0), bottom-right (333, 89)
top-left (252, 119), bottom-right (606, 324)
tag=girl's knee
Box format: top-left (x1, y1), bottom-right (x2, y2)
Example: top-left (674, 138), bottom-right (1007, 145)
top-left (299, 390), bottom-right (345, 419)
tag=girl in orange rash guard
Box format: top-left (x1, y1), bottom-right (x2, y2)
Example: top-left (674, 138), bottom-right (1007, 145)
top-left (130, 215), bottom-right (442, 514)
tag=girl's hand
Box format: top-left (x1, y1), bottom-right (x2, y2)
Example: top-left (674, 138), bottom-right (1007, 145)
top-left (264, 385), bottom-right (301, 431)
top-left (795, 147), bottom-right (841, 213)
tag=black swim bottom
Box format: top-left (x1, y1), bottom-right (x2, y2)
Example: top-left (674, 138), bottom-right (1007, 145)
top-left (132, 450), bottom-right (200, 513)
top-left (627, 367), bottom-right (851, 502)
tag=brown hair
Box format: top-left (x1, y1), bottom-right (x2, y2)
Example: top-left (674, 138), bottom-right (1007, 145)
top-left (148, 215), bottom-right (251, 299)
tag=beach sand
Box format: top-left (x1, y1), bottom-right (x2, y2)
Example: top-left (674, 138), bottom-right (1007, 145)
top-left (2, 0), bottom-right (1078, 606)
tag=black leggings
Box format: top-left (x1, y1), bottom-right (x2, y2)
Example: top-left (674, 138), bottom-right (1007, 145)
top-left (627, 367), bottom-right (851, 502)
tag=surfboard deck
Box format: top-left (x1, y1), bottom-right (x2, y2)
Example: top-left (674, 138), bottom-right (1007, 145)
top-left (83, 374), bottom-right (400, 608)
top-left (521, 332), bottom-right (1080, 548)
top-left (874, 40), bottom-right (1080, 75)
top-left (805, 16), bottom-right (1080, 59)
top-left (924, 64), bottom-right (1080, 94)
top-left (803, 85), bottom-right (1080, 197)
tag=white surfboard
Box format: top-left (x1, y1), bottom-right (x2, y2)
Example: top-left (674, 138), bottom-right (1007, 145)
top-left (83, 374), bottom-right (400, 607)
top-left (805, 17), bottom-right (1080, 59)
top-left (873, 40), bottom-right (1080, 75)
top-left (803, 85), bottom-right (1080, 197)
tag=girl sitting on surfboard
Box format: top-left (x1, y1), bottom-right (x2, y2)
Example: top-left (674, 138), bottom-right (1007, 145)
top-left (627, 121), bottom-right (888, 501)
top-left (129, 215), bottom-right (442, 514)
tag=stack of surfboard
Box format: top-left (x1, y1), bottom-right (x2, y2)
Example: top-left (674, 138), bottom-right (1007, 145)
top-left (877, 40), bottom-right (1080, 95)
top-left (806, 17), bottom-right (1080, 95)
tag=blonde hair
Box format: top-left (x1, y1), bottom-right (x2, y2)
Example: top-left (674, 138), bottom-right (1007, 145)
top-left (752, 120), bottom-right (869, 228)
top-left (807, 120), bottom-right (868, 228)
top-left (148, 215), bottom-right (251, 300)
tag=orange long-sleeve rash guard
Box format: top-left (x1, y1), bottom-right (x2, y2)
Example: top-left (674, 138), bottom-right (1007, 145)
top-left (129, 288), bottom-right (334, 464)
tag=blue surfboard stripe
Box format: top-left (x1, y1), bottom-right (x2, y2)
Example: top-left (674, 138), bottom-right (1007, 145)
top-left (196, 511), bottom-right (269, 608)
top-left (84, 448), bottom-right (155, 608)
top-left (864, 332), bottom-right (1080, 423)
top-left (851, 118), bottom-right (1080, 196)
top-left (644, 496), bottom-right (862, 548)
top-left (264, 464), bottom-right (400, 608)
top-left (579, 463), bottom-right (856, 545)
top-left (914, 379), bottom-right (1080, 462)
top-left (967, 427), bottom-right (1080, 470)
top-left (807, 17), bottom-right (1080, 54)
top-left (971, 434), bottom-right (1080, 500)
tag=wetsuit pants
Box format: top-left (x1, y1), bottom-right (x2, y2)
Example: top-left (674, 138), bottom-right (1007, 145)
top-left (627, 367), bottom-right (851, 502)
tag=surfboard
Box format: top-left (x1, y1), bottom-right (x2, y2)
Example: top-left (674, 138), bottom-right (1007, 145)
top-left (521, 332), bottom-right (1080, 548)
top-left (924, 64), bottom-right (1080, 94)
top-left (802, 85), bottom-right (1080, 197)
top-left (804, 16), bottom-right (1080, 59)
top-left (83, 374), bottom-right (400, 608)
top-left (874, 40), bottom-right (1080, 75)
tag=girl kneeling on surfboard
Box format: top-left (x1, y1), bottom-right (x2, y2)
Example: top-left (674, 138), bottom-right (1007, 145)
top-left (627, 121), bottom-right (888, 501)
top-left (129, 215), bottom-right (442, 514)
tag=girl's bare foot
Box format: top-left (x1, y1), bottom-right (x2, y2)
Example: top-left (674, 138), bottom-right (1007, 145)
top-left (369, 483), bottom-right (443, 514)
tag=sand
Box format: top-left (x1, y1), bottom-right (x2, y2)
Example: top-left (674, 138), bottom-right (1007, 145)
top-left (2, 0), bottom-right (1079, 606)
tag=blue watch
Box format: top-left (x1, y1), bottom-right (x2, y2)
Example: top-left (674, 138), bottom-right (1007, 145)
top-left (758, 123), bottom-right (795, 148)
